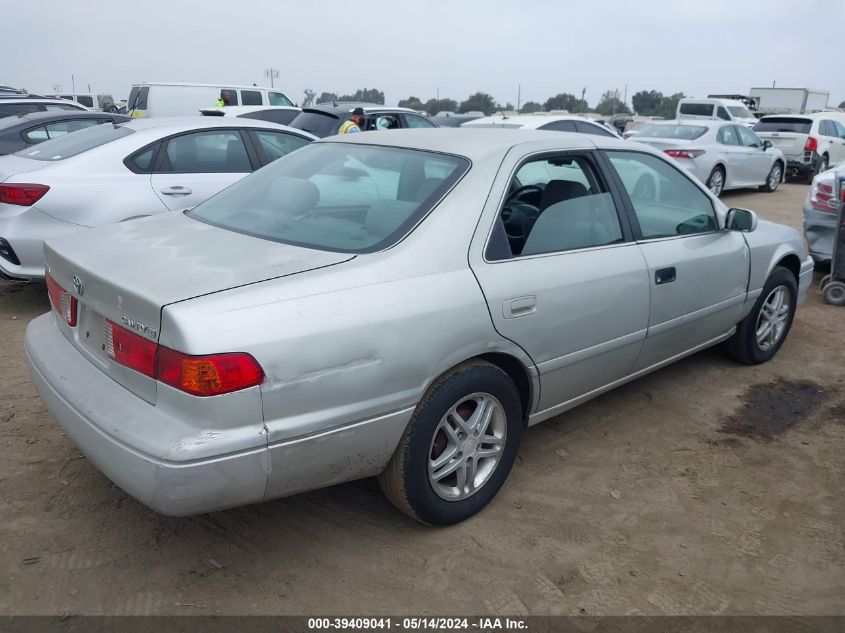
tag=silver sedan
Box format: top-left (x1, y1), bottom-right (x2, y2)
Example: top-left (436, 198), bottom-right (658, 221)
top-left (0, 117), bottom-right (315, 280)
top-left (632, 120), bottom-right (785, 197)
top-left (26, 129), bottom-right (813, 525)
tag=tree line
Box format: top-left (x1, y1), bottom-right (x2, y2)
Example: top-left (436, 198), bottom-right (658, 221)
top-left (304, 87), bottom-right (688, 118)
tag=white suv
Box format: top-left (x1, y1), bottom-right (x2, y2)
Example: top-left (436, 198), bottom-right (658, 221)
top-left (753, 113), bottom-right (845, 182)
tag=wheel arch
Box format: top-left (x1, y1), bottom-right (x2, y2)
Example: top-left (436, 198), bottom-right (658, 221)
top-left (775, 253), bottom-right (801, 284)
top-left (478, 352), bottom-right (535, 423)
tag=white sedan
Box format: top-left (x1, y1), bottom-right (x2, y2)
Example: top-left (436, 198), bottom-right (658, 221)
top-left (0, 117), bottom-right (315, 279)
top-left (632, 120), bottom-right (785, 197)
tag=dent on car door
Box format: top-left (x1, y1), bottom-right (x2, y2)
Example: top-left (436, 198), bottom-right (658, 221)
top-left (604, 150), bottom-right (749, 371)
top-left (470, 150), bottom-right (650, 415)
top-left (150, 129), bottom-right (255, 211)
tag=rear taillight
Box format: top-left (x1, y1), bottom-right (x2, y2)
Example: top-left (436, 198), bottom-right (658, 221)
top-left (156, 348), bottom-right (264, 397)
top-left (809, 174), bottom-right (838, 213)
top-left (104, 320), bottom-right (264, 396)
top-left (664, 149), bottom-right (705, 159)
top-left (45, 273), bottom-right (77, 326)
top-left (104, 320), bottom-right (157, 378)
top-left (0, 183), bottom-right (50, 206)
top-left (804, 136), bottom-right (818, 152)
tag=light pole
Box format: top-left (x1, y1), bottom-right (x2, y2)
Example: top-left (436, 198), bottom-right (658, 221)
top-left (264, 68), bottom-right (279, 88)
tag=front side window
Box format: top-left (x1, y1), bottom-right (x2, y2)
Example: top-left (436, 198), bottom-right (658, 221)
top-left (268, 92), bottom-right (293, 106)
top-left (717, 107), bottom-right (730, 120)
top-left (164, 130), bottom-right (251, 173)
top-left (128, 86), bottom-right (148, 111)
top-left (253, 130), bottom-right (311, 163)
top-left (606, 150), bottom-right (717, 239)
top-left (727, 105), bottom-right (754, 119)
top-left (717, 126), bottom-right (739, 146)
top-left (77, 96), bottom-right (94, 107)
top-left (43, 103), bottom-right (83, 111)
top-left (0, 103), bottom-right (42, 118)
top-left (241, 90), bottom-right (262, 106)
top-left (833, 121), bottom-right (845, 139)
top-left (15, 123), bottom-right (133, 161)
top-left (369, 114), bottom-right (400, 131)
top-left (188, 143), bottom-right (468, 253)
top-left (491, 154), bottom-right (623, 259)
top-left (736, 126), bottom-right (762, 148)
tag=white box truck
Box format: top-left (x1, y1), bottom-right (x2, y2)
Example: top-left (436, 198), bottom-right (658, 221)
top-left (749, 88), bottom-right (830, 115)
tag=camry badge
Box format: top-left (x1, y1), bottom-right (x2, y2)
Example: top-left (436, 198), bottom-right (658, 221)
top-left (72, 275), bottom-right (84, 296)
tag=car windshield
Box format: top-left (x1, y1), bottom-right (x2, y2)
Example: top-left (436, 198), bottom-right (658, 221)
top-left (187, 142), bottom-right (470, 253)
top-left (727, 106), bottom-right (754, 119)
top-left (753, 118), bottom-right (812, 134)
top-left (14, 124), bottom-right (133, 161)
top-left (636, 124), bottom-right (708, 140)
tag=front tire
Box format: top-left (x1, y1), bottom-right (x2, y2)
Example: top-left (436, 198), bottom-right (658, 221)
top-left (378, 360), bottom-right (523, 525)
top-left (724, 266), bottom-right (797, 365)
top-left (759, 162), bottom-right (782, 192)
top-left (706, 166), bottom-right (725, 197)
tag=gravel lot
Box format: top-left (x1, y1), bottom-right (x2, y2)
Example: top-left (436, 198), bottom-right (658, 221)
top-left (0, 182), bottom-right (842, 616)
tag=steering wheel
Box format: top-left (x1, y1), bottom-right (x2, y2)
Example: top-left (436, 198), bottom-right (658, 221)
top-left (506, 183), bottom-right (545, 205)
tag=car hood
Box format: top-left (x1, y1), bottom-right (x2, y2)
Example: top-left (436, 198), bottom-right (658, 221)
top-left (0, 154), bottom-right (51, 182)
top-left (44, 212), bottom-right (355, 343)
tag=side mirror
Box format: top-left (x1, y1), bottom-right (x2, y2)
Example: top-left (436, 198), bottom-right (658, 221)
top-left (726, 208), bottom-right (758, 232)
top-left (763, 140), bottom-right (773, 151)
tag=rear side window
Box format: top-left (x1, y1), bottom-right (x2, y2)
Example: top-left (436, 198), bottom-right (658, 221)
top-left (15, 124), bottom-right (133, 161)
top-left (289, 110), bottom-right (340, 137)
top-left (253, 130), bottom-right (311, 163)
top-left (752, 118), bottom-right (812, 134)
top-left (241, 90), bottom-right (262, 106)
top-left (240, 109), bottom-right (299, 126)
top-left (679, 103), bottom-right (714, 117)
top-left (44, 103), bottom-right (83, 111)
top-left (125, 144), bottom-right (159, 173)
top-left (539, 120), bottom-right (577, 132)
top-left (77, 96), bottom-right (94, 107)
top-left (819, 120), bottom-right (835, 137)
top-left (606, 150), bottom-right (717, 238)
top-left (268, 92), bottom-right (293, 106)
top-left (575, 120), bottom-right (616, 137)
top-left (163, 130), bottom-right (251, 173)
top-left (0, 103), bottom-right (43, 118)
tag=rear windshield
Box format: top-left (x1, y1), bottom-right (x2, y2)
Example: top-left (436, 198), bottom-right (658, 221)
top-left (289, 111), bottom-right (341, 137)
top-left (753, 118), bottom-right (812, 134)
top-left (14, 124), bottom-right (133, 161)
top-left (636, 124), bottom-right (708, 140)
top-left (187, 142), bottom-right (470, 253)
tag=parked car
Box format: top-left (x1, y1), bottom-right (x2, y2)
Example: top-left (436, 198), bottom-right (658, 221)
top-left (289, 103), bottom-right (436, 137)
top-left (25, 129), bottom-right (813, 524)
top-left (199, 105), bottom-right (302, 126)
top-left (804, 164), bottom-right (844, 264)
top-left (48, 93), bottom-right (97, 109)
top-left (0, 117), bottom-right (315, 280)
top-left (0, 111), bottom-right (129, 156)
top-left (127, 82), bottom-right (295, 118)
top-left (676, 98), bottom-right (758, 128)
top-left (753, 113), bottom-right (845, 183)
top-left (0, 98), bottom-right (88, 119)
top-left (429, 114), bottom-right (482, 127)
top-left (632, 120), bottom-right (785, 196)
top-left (461, 114), bottom-right (621, 138)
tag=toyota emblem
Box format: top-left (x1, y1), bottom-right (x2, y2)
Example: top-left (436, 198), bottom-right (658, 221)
top-left (72, 275), bottom-right (84, 296)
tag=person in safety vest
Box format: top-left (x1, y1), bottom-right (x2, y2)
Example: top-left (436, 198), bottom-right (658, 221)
top-left (338, 107), bottom-right (365, 134)
top-left (214, 90), bottom-right (231, 107)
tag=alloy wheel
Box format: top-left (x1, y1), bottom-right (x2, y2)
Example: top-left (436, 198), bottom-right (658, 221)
top-left (428, 393), bottom-right (507, 501)
top-left (768, 165), bottom-right (781, 190)
top-left (755, 285), bottom-right (791, 351)
top-left (708, 170), bottom-right (724, 196)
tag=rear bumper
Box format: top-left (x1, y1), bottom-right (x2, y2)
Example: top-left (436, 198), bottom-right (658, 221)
top-left (786, 153), bottom-right (820, 179)
top-left (0, 207), bottom-right (85, 280)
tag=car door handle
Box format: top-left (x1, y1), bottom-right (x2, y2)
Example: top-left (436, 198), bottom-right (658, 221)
top-left (503, 296), bottom-right (536, 319)
top-left (655, 267), bottom-right (676, 285)
top-left (160, 186), bottom-right (192, 196)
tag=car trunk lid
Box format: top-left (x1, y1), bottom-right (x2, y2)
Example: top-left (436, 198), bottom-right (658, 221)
top-left (632, 138), bottom-right (694, 152)
top-left (754, 131), bottom-right (806, 157)
top-left (44, 212), bottom-right (354, 403)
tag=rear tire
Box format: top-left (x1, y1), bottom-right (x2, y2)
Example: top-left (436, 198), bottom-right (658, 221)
top-left (724, 266), bottom-right (797, 365)
top-left (759, 162), bottom-right (782, 193)
top-left (378, 360), bottom-right (523, 526)
top-left (823, 281), bottom-right (845, 306)
top-left (706, 166), bottom-right (725, 197)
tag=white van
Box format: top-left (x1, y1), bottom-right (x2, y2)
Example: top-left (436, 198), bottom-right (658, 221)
top-left (126, 82), bottom-right (295, 118)
top-left (676, 98), bottom-right (758, 127)
top-left (48, 93), bottom-right (96, 109)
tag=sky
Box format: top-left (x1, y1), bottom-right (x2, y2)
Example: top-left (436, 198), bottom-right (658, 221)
top-left (3, 0), bottom-right (843, 110)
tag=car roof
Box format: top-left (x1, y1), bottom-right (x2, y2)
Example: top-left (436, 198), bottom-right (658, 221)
top-left (1, 111), bottom-right (122, 125)
top-left (132, 82), bottom-right (286, 91)
top-left (317, 127), bottom-right (637, 161)
top-left (0, 97), bottom-right (86, 105)
top-left (307, 102), bottom-right (417, 116)
top-left (117, 116), bottom-right (318, 140)
top-left (463, 114), bottom-right (608, 129)
top-left (199, 105), bottom-right (301, 116)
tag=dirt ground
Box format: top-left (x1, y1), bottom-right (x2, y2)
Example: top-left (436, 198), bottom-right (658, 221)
top-left (0, 183), bottom-right (842, 616)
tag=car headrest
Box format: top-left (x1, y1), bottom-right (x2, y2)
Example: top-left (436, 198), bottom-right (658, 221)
top-left (266, 177), bottom-right (320, 213)
top-left (539, 180), bottom-right (589, 211)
